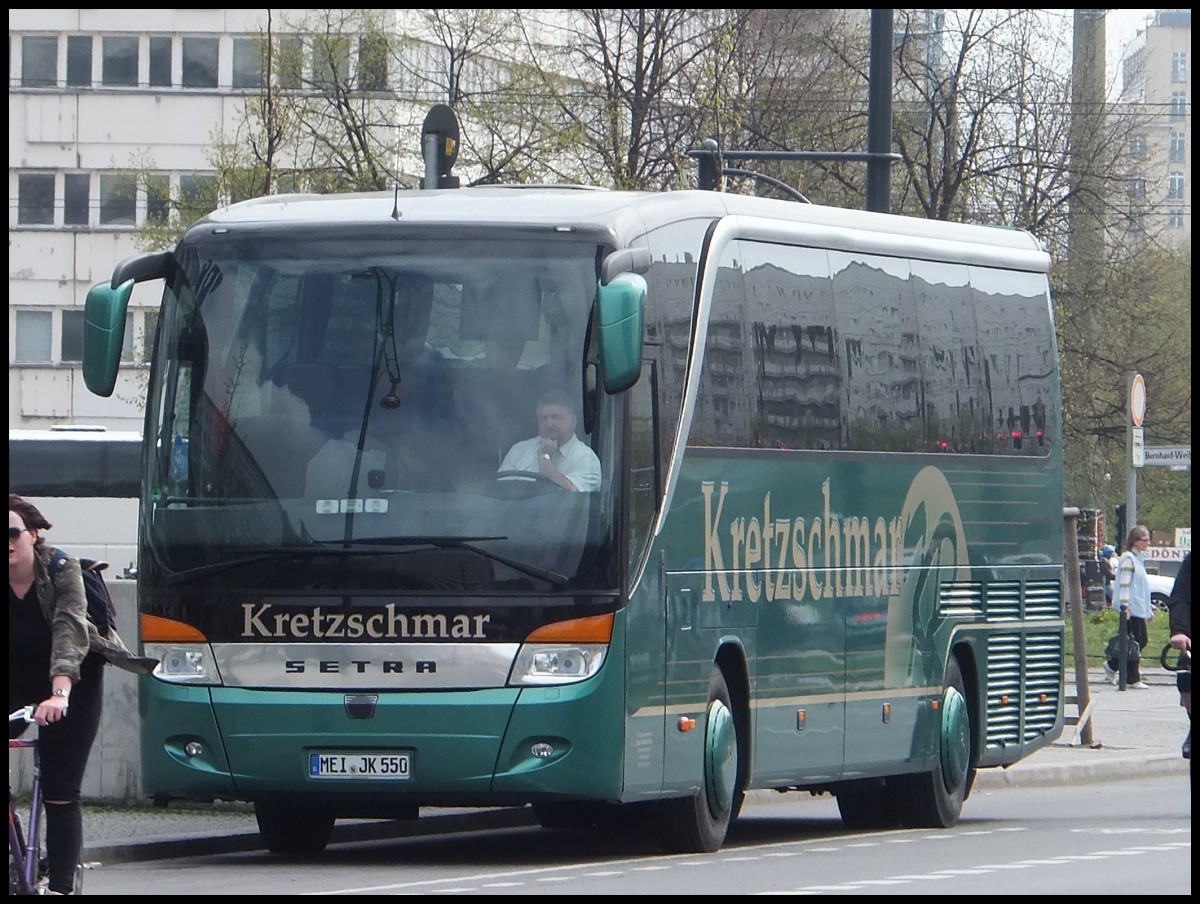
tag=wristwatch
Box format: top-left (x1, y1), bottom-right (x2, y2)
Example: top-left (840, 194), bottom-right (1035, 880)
top-left (542, 453), bottom-right (551, 460)
top-left (52, 688), bottom-right (69, 699)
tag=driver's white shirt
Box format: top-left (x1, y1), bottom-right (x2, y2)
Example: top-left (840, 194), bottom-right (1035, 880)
top-left (498, 434), bottom-right (601, 492)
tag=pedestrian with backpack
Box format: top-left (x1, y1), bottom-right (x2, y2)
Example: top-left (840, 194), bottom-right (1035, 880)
top-left (8, 494), bottom-right (154, 894)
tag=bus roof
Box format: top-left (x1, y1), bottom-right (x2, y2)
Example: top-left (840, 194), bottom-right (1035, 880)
top-left (191, 186), bottom-right (1050, 269)
top-left (9, 428), bottom-right (143, 443)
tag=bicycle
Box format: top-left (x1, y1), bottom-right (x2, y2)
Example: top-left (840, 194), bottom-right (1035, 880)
top-left (8, 705), bottom-right (47, 895)
top-left (1160, 644), bottom-right (1192, 774)
top-left (7, 705), bottom-right (87, 896)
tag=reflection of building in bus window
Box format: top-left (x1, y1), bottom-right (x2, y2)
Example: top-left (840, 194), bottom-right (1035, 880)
top-left (275, 364), bottom-right (337, 429)
top-left (304, 437), bottom-right (387, 499)
top-left (369, 359), bottom-right (458, 491)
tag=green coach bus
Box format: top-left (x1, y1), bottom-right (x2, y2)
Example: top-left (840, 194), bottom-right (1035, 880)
top-left (82, 185), bottom-right (1064, 855)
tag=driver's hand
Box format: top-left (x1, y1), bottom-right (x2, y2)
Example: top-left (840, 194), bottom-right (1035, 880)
top-left (538, 437), bottom-right (558, 457)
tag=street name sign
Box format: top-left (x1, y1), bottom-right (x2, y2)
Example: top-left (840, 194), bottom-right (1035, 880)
top-left (1144, 445), bottom-right (1190, 468)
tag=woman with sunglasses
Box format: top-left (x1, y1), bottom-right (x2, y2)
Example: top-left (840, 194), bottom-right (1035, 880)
top-left (9, 493), bottom-right (152, 894)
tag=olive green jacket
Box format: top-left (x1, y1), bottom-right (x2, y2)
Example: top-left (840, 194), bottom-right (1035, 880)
top-left (33, 544), bottom-right (158, 682)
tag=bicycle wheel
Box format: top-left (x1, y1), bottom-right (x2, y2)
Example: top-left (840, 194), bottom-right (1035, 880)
top-left (9, 796), bottom-right (30, 895)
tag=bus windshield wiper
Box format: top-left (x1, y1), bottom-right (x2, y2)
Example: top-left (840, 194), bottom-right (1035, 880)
top-left (314, 536), bottom-right (571, 588)
top-left (161, 546), bottom-right (417, 585)
top-left (164, 537), bottom-right (570, 588)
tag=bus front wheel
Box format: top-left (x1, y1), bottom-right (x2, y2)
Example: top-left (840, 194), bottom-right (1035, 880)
top-left (655, 666), bottom-right (740, 853)
top-left (894, 656), bottom-right (972, 828)
top-left (255, 802), bottom-right (336, 855)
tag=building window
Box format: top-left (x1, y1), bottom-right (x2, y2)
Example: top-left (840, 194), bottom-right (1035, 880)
top-left (358, 34), bottom-right (389, 91)
top-left (64, 174), bottom-right (90, 226)
top-left (99, 174), bottom-right (137, 226)
top-left (61, 310), bottom-right (85, 363)
top-left (276, 171), bottom-right (302, 193)
top-left (1128, 177), bottom-right (1147, 200)
top-left (314, 36), bottom-right (350, 88)
top-left (67, 35), bottom-right (92, 87)
top-left (18, 174), bottom-right (55, 225)
top-left (1130, 134), bottom-right (1147, 158)
top-left (15, 311), bottom-right (53, 363)
top-left (181, 37), bottom-right (219, 88)
top-left (102, 36), bottom-right (139, 87)
top-left (232, 37), bottom-right (262, 89)
top-left (140, 311), bottom-right (160, 362)
top-left (1172, 52), bottom-right (1188, 83)
top-left (22, 35), bottom-right (58, 87)
top-left (1168, 172), bottom-right (1185, 202)
top-left (149, 36), bottom-right (172, 87)
top-left (276, 36), bottom-right (304, 88)
top-left (1170, 91), bottom-right (1187, 121)
top-left (1168, 209), bottom-right (1185, 229)
top-left (62, 310), bottom-right (133, 363)
top-left (179, 174), bottom-right (218, 225)
top-left (1170, 131), bottom-right (1185, 163)
top-left (146, 174), bottom-right (171, 224)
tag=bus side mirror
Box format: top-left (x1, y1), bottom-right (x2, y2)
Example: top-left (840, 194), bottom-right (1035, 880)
top-left (83, 279), bottom-right (135, 397)
top-left (596, 272), bottom-right (646, 394)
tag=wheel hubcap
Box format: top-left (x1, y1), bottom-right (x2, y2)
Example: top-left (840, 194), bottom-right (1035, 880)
top-left (705, 699), bottom-right (736, 816)
top-left (940, 685), bottom-right (970, 793)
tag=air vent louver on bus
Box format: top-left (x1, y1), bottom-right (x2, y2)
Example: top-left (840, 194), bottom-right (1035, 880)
top-left (938, 581), bottom-right (982, 617)
top-left (985, 582), bottom-right (1022, 620)
top-left (985, 629), bottom-right (1063, 749)
top-left (1022, 580), bottom-right (1063, 619)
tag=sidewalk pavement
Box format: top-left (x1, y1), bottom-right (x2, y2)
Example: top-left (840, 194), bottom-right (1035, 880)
top-left (78, 667), bottom-right (1190, 866)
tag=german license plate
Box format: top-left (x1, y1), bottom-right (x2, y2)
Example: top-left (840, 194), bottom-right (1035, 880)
top-left (308, 751), bottom-right (411, 780)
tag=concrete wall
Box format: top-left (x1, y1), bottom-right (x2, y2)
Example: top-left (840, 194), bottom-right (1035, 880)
top-left (10, 579), bottom-right (144, 804)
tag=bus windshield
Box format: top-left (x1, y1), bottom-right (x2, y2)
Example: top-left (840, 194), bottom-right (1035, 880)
top-left (143, 234), bottom-right (618, 593)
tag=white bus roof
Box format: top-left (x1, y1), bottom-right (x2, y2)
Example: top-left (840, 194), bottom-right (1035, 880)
top-left (9, 428), bottom-right (143, 442)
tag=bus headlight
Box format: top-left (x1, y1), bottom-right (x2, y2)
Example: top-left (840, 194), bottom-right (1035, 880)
top-left (146, 643), bottom-right (222, 685)
top-left (508, 644), bottom-right (607, 686)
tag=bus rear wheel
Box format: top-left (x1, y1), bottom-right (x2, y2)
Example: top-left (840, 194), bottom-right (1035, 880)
top-left (893, 657), bottom-right (972, 828)
top-left (655, 666), bottom-right (740, 853)
top-left (254, 802), bottom-right (336, 855)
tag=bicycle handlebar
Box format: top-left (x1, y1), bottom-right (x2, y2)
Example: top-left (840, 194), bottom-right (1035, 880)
top-left (8, 705), bottom-right (35, 725)
top-left (1160, 644), bottom-right (1192, 673)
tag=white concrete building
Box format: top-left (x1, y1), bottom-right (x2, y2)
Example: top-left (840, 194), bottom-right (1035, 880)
top-left (1116, 9), bottom-right (1192, 247)
top-left (10, 11), bottom-right (301, 429)
top-left (9, 9), bottom-right (460, 431)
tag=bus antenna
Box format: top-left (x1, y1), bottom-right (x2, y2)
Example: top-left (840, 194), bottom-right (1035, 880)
top-left (391, 182), bottom-right (401, 220)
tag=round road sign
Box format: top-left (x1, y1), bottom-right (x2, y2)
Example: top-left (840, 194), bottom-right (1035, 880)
top-left (1130, 373), bottom-right (1146, 427)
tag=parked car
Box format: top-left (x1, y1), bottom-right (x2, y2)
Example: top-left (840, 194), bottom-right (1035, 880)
top-left (1145, 558), bottom-right (1182, 612)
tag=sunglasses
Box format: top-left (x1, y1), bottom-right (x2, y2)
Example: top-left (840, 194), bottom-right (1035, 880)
top-left (8, 527), bottom-right (29, 541)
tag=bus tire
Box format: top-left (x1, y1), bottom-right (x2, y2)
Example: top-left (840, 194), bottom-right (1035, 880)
top-left (836, 781), bottom-right (901, 829)
top-left (254, 802), bottom-right (335, 855)
top-left (894, 656), bottom-right (972, 828)
top-left (655, 666), bottom-right (740, 853)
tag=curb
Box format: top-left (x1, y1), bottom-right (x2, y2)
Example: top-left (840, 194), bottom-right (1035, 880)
top-left (971, 751), bottom-right (1189, 789)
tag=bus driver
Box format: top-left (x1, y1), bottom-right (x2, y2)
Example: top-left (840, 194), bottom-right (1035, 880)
top-left (499, 389), bottom-right (601, 492)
